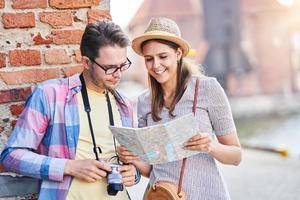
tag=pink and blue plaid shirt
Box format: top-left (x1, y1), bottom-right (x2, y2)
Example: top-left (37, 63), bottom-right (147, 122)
top-left (0, 74), bottom-right (133, 200)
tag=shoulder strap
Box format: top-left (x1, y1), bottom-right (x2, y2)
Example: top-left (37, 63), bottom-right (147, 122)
top-left (177, 78), bottom-right (199, 196)
top-left (192, 78), bottom-right (200, 114)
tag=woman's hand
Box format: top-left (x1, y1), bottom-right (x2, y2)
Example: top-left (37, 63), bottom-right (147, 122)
top-left (118, 145), bottom-right (152, 177)
top-left (183, 132), bottom-right (214, 153)
top-left (117, 145), bottom-right (139, 164)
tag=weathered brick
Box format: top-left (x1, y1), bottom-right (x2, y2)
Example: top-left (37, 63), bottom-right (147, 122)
top-left (40, 11), bottom-right (73, 28)
top-left (62, 65), bottom-right (83, 77)
top-left (0, 69), bottom-right (60, 85)
top-left (32, 33), bottom-right (53, 45)
top-left (44, 49), bottom-right (71, 65)
top-left (74, 49), bottom-right (82, 63)
top-left (9, 49), bottom-right (41, 66)
top-left (87, 10), bottom-right (111, 24)
top-left (0, 87), bottom-right (32, 104)
top-left (49, 0), bottom-right (100, 9)
top-left (52, 30), bottom-right (84, 44)
top-left (2, 12), bottom-right (35, 29)
top-left (0, 0), bottom-right (5, 8)
top-left (10, 103), bottom-right (25, 117)
top-left (0, 53), bottom-right (6, 68)
top-left (12, 0), bottom-right (47, 9)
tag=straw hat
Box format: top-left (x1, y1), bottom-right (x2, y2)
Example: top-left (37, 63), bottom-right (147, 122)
top-left (132, 17), bottom-right (190, 57)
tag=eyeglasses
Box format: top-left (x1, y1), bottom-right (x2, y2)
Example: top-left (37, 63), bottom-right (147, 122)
top-left (91, 57), bottom-right (132, 75)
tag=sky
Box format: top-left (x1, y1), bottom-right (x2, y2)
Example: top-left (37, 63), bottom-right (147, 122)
top-left (110, 0), bottom-right (144, 28)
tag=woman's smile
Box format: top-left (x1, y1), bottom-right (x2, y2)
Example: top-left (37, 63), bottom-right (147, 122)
top-left (153, 68), bottom-right (167, 75)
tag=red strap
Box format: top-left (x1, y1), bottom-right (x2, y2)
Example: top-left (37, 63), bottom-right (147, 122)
top-left (192, 78), bottom-right (199, 114)
top-left (177, 78), bottom-right (199, 196)
top-left (177, 158), bottom-right (187, 196)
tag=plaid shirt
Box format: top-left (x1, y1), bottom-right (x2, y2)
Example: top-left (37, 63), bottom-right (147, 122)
top-left (0, 74), bottom-right (133, 200)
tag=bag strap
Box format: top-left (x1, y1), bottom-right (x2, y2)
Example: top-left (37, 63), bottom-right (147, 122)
top-left (177, 78), bottom-right (199, 196)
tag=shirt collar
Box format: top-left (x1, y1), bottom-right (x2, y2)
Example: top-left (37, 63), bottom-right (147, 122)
top-left (68, 73), bottom-right (82, 90)
top-left (66, 73), bottom-right (82, 102)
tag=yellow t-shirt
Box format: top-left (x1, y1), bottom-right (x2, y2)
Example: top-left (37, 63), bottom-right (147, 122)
top-left (67, 89), bottom-right (128, 200)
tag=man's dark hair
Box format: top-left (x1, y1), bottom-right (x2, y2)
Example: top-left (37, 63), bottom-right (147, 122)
top-left (80, 20), bottom-right (130, 60)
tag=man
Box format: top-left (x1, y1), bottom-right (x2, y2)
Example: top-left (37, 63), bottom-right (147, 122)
top-left (0, 20), bottom-right (140, 200)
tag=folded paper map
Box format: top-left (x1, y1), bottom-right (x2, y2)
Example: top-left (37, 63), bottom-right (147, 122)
top-left (109, 113), bottom-right (200, 164)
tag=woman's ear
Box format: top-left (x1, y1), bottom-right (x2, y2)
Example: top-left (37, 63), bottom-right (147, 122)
top-left (176, 48), bottom-right (183, 61)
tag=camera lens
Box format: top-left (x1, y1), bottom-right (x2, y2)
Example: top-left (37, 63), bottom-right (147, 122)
top-left (107, 183), bottom-right (124, 196)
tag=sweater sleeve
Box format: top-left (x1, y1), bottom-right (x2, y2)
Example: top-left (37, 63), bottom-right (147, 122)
top-left (206, 78), bottom-right (237, 136)
top-left (137, 91), bottom-right (150, 128)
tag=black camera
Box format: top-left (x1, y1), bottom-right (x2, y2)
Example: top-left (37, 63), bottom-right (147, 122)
top-left (107, 164), bottom-right (124, 196)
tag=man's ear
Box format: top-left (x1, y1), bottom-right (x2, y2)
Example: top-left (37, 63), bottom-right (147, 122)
top-left (82, 56), bottom-right (91, 69)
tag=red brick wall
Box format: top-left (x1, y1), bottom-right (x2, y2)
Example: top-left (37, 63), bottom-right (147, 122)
top-left (0, 0), bottom-right (111, 157)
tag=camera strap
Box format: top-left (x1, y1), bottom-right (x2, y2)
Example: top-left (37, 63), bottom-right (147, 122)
top-left (79, 73), bottom-right (119, 162)
top-left (104, 86), bottom-right (120, 164)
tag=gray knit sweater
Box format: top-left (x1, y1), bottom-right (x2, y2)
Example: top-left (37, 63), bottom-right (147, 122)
top-left (137, 76), bottom-right (236, 200)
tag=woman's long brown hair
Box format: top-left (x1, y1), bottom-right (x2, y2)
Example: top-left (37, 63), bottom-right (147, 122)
top-left (141, 39), bottom-right (198, 121)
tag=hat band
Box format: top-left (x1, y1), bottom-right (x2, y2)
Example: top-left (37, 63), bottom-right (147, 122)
top-left (142, 30), bottom-right (181, 38)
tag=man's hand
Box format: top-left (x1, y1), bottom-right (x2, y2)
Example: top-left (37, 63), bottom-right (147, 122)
top-left (118, 164), bottom-right (136, 187)
top-left (64, 159), bottom-right (111, 183)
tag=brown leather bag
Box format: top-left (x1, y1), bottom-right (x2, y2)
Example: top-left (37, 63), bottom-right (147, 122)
top-left (144, 79), bottom-right (199, 200)
top-left (145, 180), bottom-right (186, 200)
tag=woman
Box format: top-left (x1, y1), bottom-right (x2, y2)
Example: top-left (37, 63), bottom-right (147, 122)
top-left (118, 17), bottom-right (242, 200)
